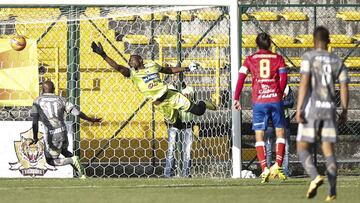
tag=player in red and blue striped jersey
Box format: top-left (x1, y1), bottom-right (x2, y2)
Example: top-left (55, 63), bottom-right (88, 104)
top-left (234, 33), bottom-right (288, 183)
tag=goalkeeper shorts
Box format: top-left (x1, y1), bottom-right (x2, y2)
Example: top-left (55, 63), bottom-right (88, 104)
top-left (155, 89), bottom-right (192, 124)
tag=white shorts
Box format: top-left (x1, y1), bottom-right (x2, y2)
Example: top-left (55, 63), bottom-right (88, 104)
top-left (297, 119), bottom-right (337, 143)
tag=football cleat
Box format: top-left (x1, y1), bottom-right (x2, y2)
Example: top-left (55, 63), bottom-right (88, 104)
top-left (325, 195), bottom-right (336, 201)
top-left (270, 163), bottom-right (287, 180)
top-left (204, 101), bottom-right (217, 111)
top-left (260, 167), bottom-right (271, 183)
top-left (80, 175), bottom-right (87, 180)
top-left (72, 156), bottom-right (86, 178)
top-left (306, 175), bottom-right (325, 199)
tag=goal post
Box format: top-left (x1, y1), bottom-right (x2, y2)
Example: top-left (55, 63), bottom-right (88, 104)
top-left (0, 0), bottom-right (241, 178)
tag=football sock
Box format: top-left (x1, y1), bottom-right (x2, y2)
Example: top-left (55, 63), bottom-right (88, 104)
top-left (51, 158), bottom-right (74, 166)
top-left (255, 141), bottom-right (267, 171)
top-left (298, 149), bottom-right (318, 180)
top-left (326, 155), bottom-right (337, 196)
top-left (275, 138), bottom-right (286, 167)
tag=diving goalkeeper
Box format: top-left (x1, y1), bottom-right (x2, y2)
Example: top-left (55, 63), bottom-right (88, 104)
top-left (91, 42), bottom-right (216, 124)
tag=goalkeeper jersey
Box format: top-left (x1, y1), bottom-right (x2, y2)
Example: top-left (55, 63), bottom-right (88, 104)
top-left (130, 61), bottom-right (168, 101)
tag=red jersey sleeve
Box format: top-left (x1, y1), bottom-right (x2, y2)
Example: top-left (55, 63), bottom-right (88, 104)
top-left (234, 57), bottom-right (250, 100)
top-left (278, 56), bottom-right (287, 92)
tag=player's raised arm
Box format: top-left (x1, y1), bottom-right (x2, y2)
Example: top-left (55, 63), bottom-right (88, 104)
top-left (233, 61), bottom-right (249, 111)
top-left (91, 41), bottom-right (130, 77)
top-left (159, 62), bottom-right (198, 74)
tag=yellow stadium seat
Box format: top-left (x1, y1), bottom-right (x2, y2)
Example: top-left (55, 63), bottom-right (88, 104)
top-left (166, 11), bottom-right (192, 21)
top-left (250, 11), bottom-right (279, 21)
top-left (113, 15), bottom-right (136, 21)
top-left (155, 35), bottom-right (177, 45)
top-left (196, 9), bottom-right (222, 21)
top-left (353, 34), bottom-right (360, 41)
top-left (123, 35), bottom-right (149, 45)
top-left (198, 60), bottom-right (227, 68)
top-left (296, 34), bottom-right (313, 45)
top-left (330, 34), bottom-right (353, 44)
top-left (182, 34), bottom-right (208, 45)
top-left (336, 11), bottom-right (360, 21)
top-left (285, 57), bottom-right (301, 67)
top-left (344, 57), bottom-right (360, 68)
top-left (242, 35), bottom-right (257, 47)
top-left (242, 13), bottom-right (249, 21)
top-left (84, 7), bottom-right (100, 18)
top-left (165, 59), bottom-right (191, 67)
top-left (271, 35), bottom-right (295, 46)
top-left (209, 34), bottom-right (229, 45)
top-left (139, 12), bottom-right (165, 21)
top-left (280, 11), bottom-right (308, 21)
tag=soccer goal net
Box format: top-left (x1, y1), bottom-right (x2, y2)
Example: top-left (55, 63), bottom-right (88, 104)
top-left (0, 3), bottom-right (239, 178)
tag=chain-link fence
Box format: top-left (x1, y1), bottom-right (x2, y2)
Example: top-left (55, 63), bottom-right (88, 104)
top-left (0, 5), bottom-right (232, 178)
top-left (239, 4), bottom-right (360, 176)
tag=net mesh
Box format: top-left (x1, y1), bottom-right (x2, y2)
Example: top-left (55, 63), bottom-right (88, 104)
top-left (0, 6), bottom-right (232, 178)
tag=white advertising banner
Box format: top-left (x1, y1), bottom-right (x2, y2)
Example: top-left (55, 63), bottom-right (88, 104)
top-left (0, 121), bottom-right (74, 178)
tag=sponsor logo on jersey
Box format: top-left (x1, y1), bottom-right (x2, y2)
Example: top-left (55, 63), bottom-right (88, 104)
top-left (258, 93), bottom-right (278, 99)
top-left (9, 129), bottom-right (56, 177)
top-left (315, 100), bottom-right (334, 109)
top-left (259, 84), bottom-right (276, 95)
top-left (314, 56), bottom-right (338, 63)
top-left (142, 73), bottom-right (159, 83)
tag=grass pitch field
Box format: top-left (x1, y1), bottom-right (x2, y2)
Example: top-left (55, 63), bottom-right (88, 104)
top-left (1, 176), bottom-right (359, 203)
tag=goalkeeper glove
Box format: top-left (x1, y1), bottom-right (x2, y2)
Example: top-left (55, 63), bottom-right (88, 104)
top-left (188, 62), bottom-right (199, 71)
top-left (91, 42), bottom-right (107, 58)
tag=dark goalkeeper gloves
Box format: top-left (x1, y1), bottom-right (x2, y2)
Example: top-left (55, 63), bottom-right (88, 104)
top-left (91, 42), bottom-right (107, 58)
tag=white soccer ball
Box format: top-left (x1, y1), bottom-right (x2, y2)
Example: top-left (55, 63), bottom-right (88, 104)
top-left (241, 170), bottom-right (256, 179)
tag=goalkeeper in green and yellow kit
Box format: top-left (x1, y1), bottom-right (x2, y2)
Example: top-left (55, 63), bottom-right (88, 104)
top-left (91, 42), bottom-right (216, 124)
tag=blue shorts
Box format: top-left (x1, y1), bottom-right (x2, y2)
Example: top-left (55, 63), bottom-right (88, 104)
top-left (252, 102), bottom-right (286, 131)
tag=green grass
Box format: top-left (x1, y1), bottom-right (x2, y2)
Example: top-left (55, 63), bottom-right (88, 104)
top-left (1, 176), bottom-right (359, 203)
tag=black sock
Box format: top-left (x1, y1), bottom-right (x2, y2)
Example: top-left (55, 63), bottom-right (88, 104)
top-left (326, 155), bottom-right (337, 196)
top-left (298, 149), bottom-right (318, 180)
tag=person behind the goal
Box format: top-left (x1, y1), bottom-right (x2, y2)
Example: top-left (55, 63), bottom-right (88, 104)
top-left (234, 33), bottom-right (288, 183)
top-left (30, 80), bottom-right (102, 179)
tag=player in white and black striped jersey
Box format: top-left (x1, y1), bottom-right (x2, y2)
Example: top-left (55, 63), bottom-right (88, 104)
top-left (30, 80), bottom-right (102, 179)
